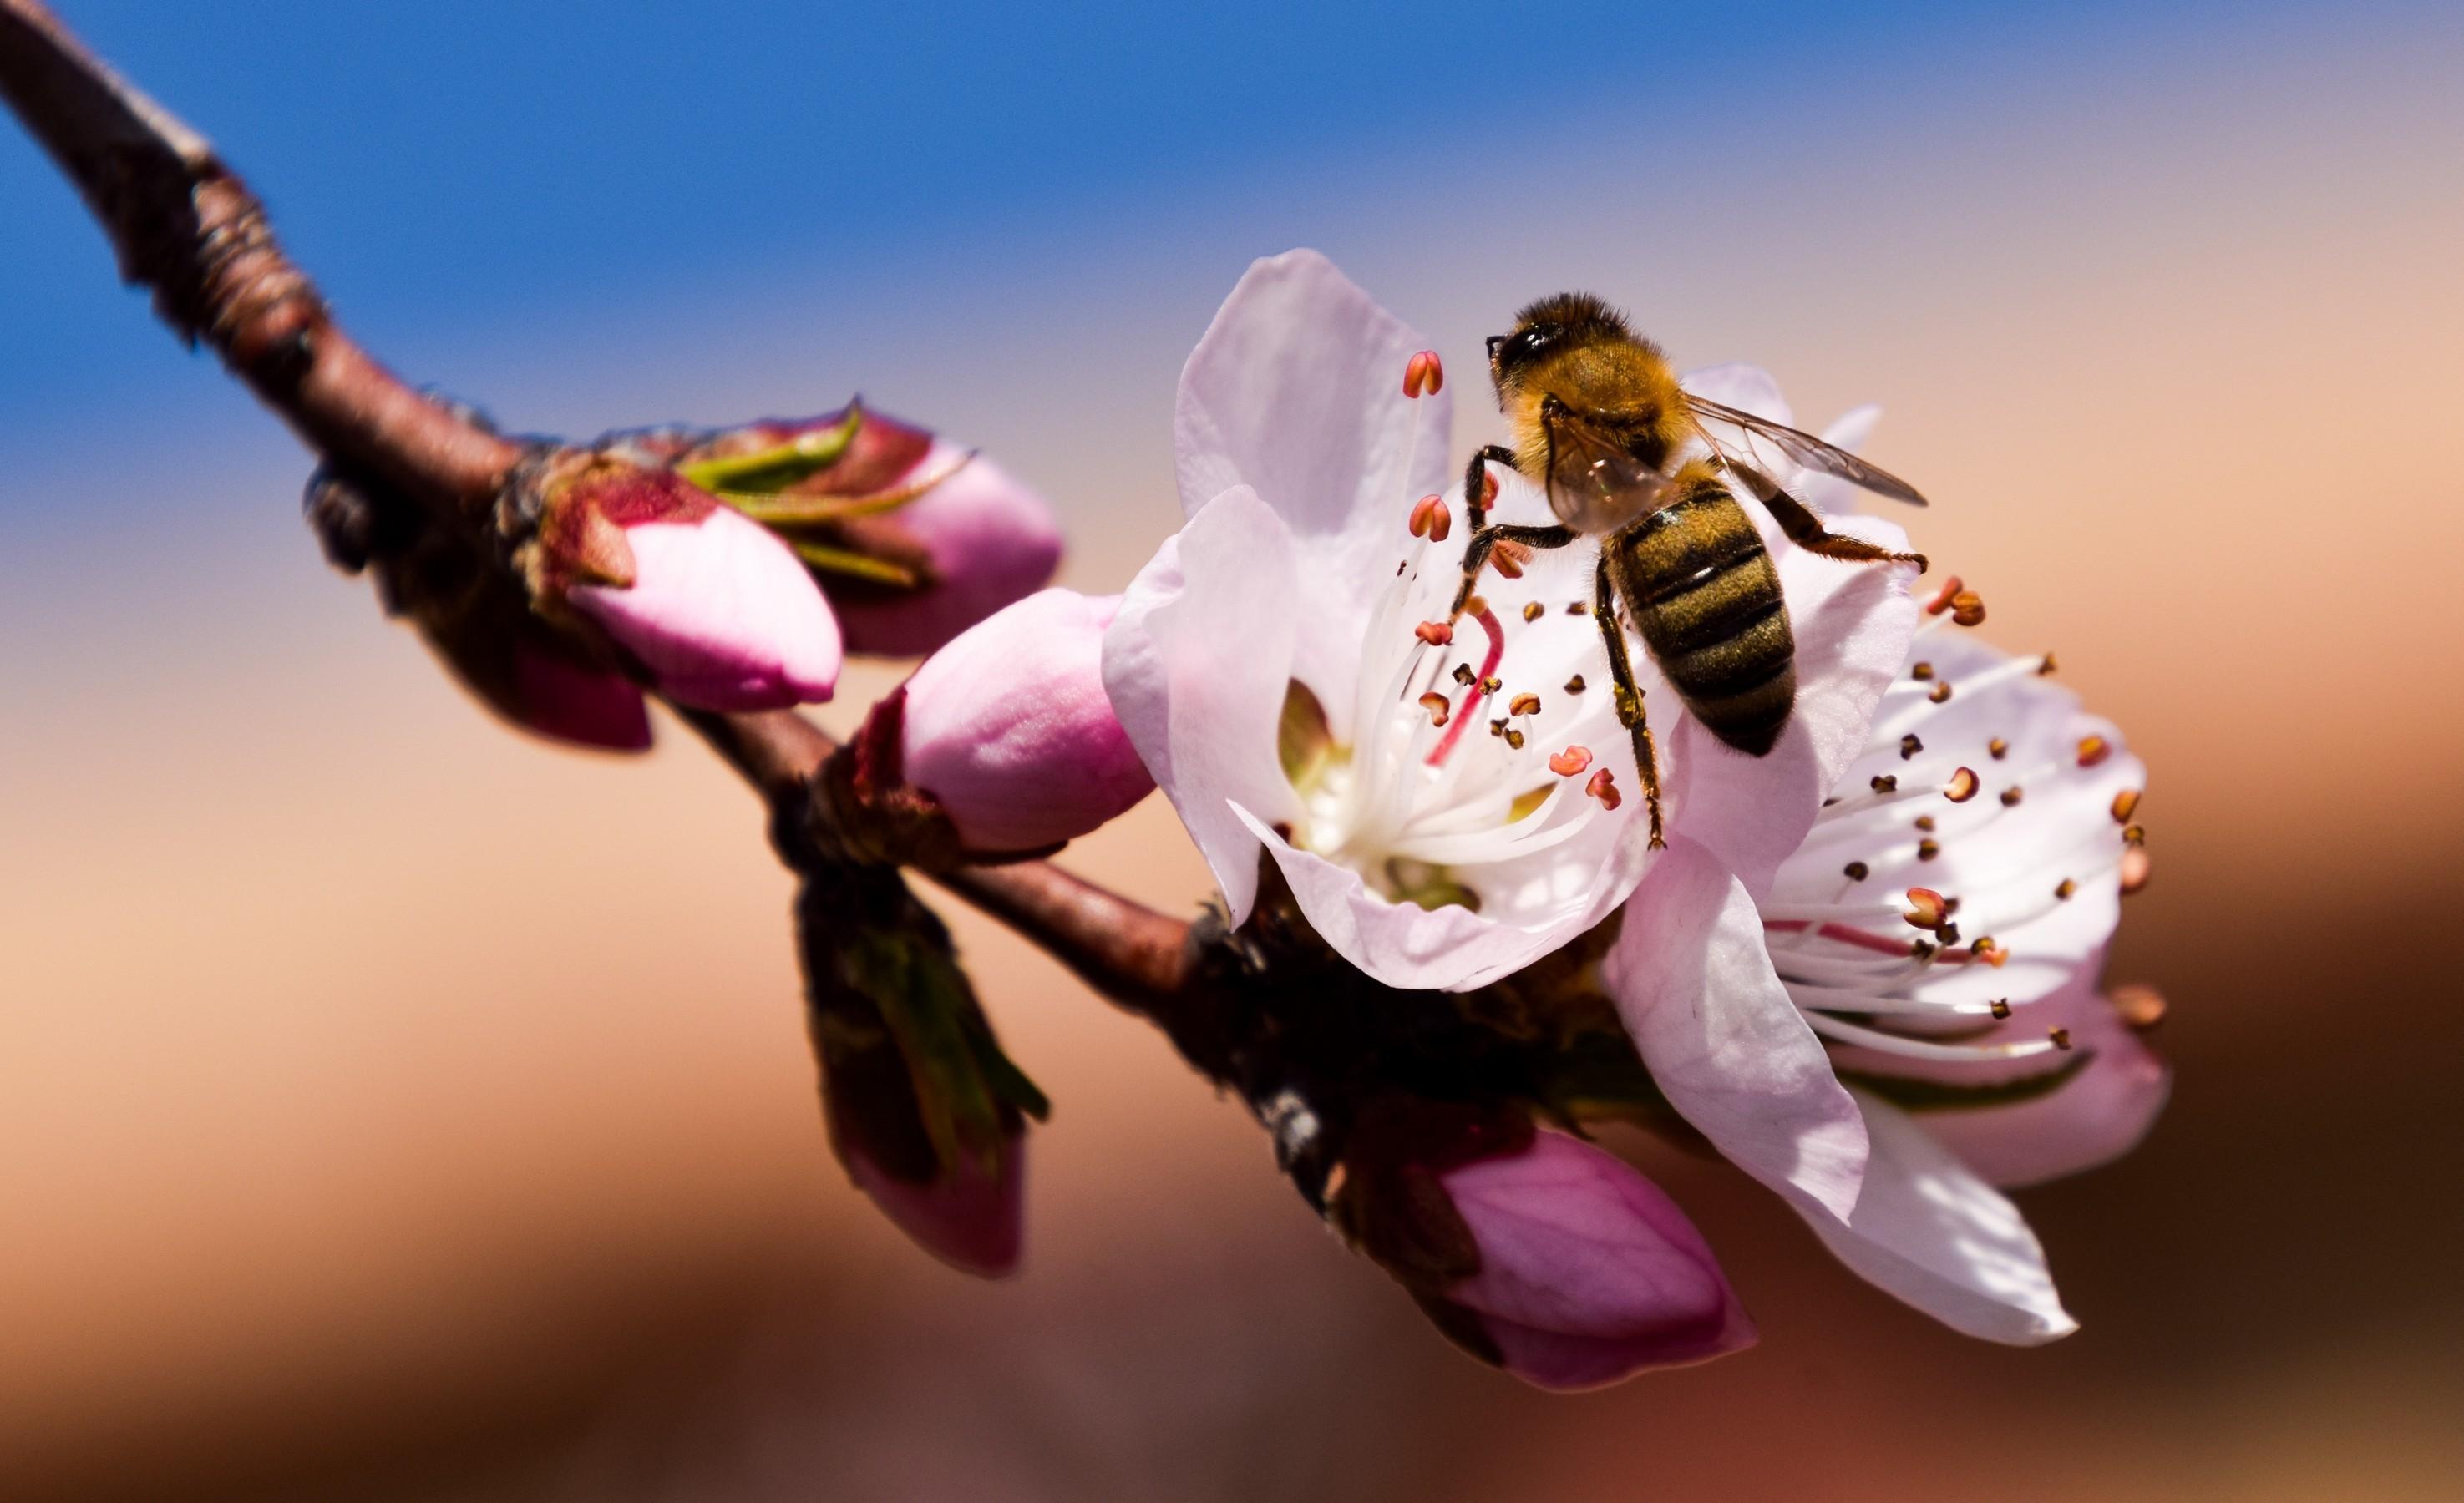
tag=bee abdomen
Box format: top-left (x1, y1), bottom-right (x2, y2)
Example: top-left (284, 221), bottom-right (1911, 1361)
top-left (1615, 487), bottom-right (1797, 757)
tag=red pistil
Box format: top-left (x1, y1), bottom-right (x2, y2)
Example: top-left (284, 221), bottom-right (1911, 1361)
top-left (1426, 602), bottom-right (1506, 767)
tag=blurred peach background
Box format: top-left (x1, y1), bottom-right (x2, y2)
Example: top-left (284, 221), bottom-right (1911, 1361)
top-left (7, 5), bottom-right (2464, 1499)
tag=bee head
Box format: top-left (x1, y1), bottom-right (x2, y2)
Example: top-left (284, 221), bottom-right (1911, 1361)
top-left (1488, 292), bottom-right (1631, 399)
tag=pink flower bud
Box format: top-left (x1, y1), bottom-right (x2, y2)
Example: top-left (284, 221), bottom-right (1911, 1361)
top-left (844, 1127), bottom-right (1026, 1278)
top-left (676, 407), bottom-right (1062, 656)
top-left (829, 438), bottom-right (1064, 656)
top-left (558, 472), bottom-right (841, 711)
top-left (895, 589), bottom-right (1153, 853)
top-left (1436, 1131), bottom-right (1756, 1389)
top-left (505, 636), bottom-right (653, 752)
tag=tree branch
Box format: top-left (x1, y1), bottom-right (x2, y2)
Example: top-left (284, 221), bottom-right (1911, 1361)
top-left (0, 0), bottom-right (1193, 1024)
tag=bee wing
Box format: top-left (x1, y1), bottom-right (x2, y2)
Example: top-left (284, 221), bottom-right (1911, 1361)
top-left (1684, 393), bottom-right (1929, 507)
top-left (1542, 402), bottom-right (1676, 531)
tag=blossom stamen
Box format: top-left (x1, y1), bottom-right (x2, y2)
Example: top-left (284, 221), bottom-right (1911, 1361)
top-left (1402, 349), bottom-right (1443, 399)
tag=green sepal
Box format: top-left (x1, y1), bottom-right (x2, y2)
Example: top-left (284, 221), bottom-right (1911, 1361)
top-left (677, 402), bottom-right (865, 495)
top-left (843, 925), bottom-right (1044, 1176)
top-left (787, 538), bottom-right (922, 587)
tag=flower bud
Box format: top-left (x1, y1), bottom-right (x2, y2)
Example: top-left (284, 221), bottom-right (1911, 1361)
top-left (499, 634), bottom-right (654, 752)
top-left (545, 464), bottom-right (841, 711)
top-left (829, 438), bottom-right (1063, 655)
top-left (893, 588), bottom-right (1153, 854)
top-left (840, 1119), bottom-right (1026, 1278)
top-left (797, 866), bottom-right (1042, 1278)
top-left (1438, 1131), bottom-right (1754, 1388)
top-left (676, 407), bottom-right (1062, 656)
top-left (1338, 1100), bottom-right (1753, 1391)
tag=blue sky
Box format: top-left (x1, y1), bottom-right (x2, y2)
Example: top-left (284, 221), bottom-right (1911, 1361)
top-left (2, 0), bottom-right (2452, 517)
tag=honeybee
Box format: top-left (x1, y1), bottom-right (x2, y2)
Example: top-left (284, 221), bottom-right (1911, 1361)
top-left (1450, 292), bottom-right (1929, 848)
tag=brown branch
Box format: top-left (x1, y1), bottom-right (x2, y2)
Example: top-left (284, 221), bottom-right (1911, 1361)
top-left (0, 0), bottom-right (1193, 1021)
top-left (0, 0), bottom-right (517, 518)
top-left (675, 707), bottom-right (1191, 1011)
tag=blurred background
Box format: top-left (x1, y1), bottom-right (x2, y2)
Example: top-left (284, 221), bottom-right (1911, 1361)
top-left (5, 1), bottom-right (2461, 1497)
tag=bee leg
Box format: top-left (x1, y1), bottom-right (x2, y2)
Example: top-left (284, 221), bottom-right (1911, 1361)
top-left (1444, 523), bottom-right (1576, 620)
top-left (1591, 551), bottom-right (1666, 848)
top-left (1462, 445), bottom-right (1518, 531)
top-left (1734, 463), bottom-right (1929, 573)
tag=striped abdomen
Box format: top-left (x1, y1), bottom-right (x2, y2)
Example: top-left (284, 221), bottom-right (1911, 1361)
top-left (1607, 478), bottom-right (1796, 756)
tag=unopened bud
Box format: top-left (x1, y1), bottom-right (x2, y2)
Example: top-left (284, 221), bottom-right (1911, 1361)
top-left (891, 589), bottom-right (1153, 855)
top-left (841, 1116), bottom-right (1027, 1279)
top-left (1336, 1101), bottom-right (1752, 1391)
top-left (541, 462), bottom-right (840, 711)
top-left (799, 873), bottom-right (1040, 1278)
top-left (677, 407), bottom-right (1063, 657)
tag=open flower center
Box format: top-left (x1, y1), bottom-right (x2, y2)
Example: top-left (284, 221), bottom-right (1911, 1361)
top-left (1280, 426), bottom-right (1626, 911)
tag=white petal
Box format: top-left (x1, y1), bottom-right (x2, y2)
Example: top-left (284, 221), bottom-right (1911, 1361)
top-left (1605, 838), bottom-right (1868, 1222)
top-left (1808, 630), bottom-right (2147, 1013)
top-left (1792, 1089), bottom-right (2077, 1344)
top-left (1175, 250), bottom-right (1454, 711)
top-left (1101, 487), bottom-right (1305, 924)
top-left (1872, 976), bottom-right (2172, 1189)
